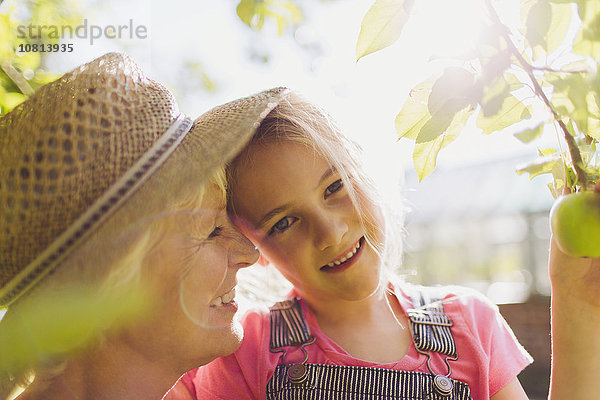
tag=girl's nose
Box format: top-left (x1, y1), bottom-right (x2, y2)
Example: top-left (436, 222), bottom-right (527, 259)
top-left (313, 211), bottom-right (348, 251)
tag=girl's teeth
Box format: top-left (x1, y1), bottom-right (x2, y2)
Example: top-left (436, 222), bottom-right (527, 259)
top-left (323, 239), bottom-right (362, 269)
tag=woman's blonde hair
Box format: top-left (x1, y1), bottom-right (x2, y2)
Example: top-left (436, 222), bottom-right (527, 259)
top-left (0, 167), bottom-right (227, 399)
top-left (228, 92), bottom-right (405, 303)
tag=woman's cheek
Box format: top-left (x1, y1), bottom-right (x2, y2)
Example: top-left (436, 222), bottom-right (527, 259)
top-left (185, 245), bottom-right (228, 299)
top-left (203, 245), bottom-right (229, 281)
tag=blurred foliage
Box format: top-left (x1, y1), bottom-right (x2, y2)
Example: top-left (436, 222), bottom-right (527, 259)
top-left (0, 283), bottom-right (152, 376)
top-left (358, 0), bottom-right (600, 194)
top-left (236, 0), bottom-right (303, 34)
top-left (0, 0), bottom-right (82, 115)
top-left (0, 0), bottom-right (307, 115)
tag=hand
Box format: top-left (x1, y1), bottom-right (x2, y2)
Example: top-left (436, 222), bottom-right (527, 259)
top-left (548, 181), bottom-right (600, 310)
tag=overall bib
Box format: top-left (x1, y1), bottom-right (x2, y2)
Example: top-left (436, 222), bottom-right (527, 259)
top-left (266, 287), bottom-right (473, 400)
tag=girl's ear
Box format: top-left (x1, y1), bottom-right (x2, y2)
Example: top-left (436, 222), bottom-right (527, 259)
top-left (257, 252), bottom-right (270, 266)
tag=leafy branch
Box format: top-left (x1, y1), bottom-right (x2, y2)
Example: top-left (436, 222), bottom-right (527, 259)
top-left (356, 0), bottom-right (600, 194)
top-left (483, 0), bottom-right (588, 189)
top-left (0, 1), bottom-right (82, 115)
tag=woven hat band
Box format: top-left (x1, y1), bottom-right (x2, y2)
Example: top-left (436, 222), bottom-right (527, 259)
top-left (0, 114), bottom-right (193, 307)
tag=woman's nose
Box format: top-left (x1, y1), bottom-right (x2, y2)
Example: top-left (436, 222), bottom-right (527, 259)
top-left (313, 211), bottom-right (348, 251)
top-left (228, 227), bottom-right (259, 268)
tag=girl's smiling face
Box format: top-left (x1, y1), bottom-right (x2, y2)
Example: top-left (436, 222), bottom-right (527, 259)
top-left (229, 140), bottom-right (382, 304)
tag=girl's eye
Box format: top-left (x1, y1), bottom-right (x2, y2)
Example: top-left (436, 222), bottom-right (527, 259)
top-left (208, 225), bottom-right (223, 239)
top-left (324, 179), bottom-right (343, 198)
top-left (269, 216), bottom-right (297, 235)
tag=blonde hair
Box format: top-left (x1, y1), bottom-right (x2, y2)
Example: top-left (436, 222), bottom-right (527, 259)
top-left (0, 167), bottom-right (227, 399)
top-left (228, 92), bottom-right (405, 302)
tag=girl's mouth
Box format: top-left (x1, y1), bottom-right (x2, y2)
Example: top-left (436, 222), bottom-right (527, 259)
top-left (320, 237), bottom-right (365, 273)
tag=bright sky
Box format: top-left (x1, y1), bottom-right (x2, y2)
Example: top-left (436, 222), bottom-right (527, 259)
top-left (6, 0), bottom-right (562, 179)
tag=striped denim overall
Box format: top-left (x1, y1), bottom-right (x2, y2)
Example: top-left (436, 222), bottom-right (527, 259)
top-left (266, 288), bottom-right (473, 400)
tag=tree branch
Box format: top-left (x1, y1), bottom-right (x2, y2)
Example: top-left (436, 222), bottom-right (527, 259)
top-left (0, 61), bottom-right (34, 97)
top-left (484, 0), bottom-right (588, 190)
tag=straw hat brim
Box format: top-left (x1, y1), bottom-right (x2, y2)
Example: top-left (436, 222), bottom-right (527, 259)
top-left (0, 84), bottom-right (289, 307)
top-left (175, 87), bottom-right (290, 192)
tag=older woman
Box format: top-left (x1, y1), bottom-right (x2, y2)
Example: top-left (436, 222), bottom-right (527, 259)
top-left (0, 53), bottom-right (287, 400)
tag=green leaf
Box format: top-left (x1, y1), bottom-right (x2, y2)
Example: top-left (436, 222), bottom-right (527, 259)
top-left (476, 94), bottom-right (531, 134)
top-left (356, 0), bottom-right (413, 60)
top-left (480, 76), bottom-right (511, 117)
top-left (395, 76), bottom-right (436, 140)
top-left (428, 67), bottom-right (477, 116)
top-left (551, 88), bottom-right (575, 117)
top-left (413, 136), bottom-right (444, 182)
top-left (525, 1), bottom-right (552, 49)
top-left (573, 0), bottom-right (600, 56)
top-left (551, 73), bottom-right (596, 135)
top-left (479, 48), bottom-right (511, 88)
top-left (236, 0), bottom-right (303, 33)
top-left (505, 72), bottom-right (525, 90)
top-left (546, 2), bottom-right (573, 53)
top-left (514, 122), bottom-right (544, 143)
top-left (265, 0), bottom-right (303, 34)
top-left (516, 152), bottom-right (561, 179)
top-left (277, 1), bottom-right (304, 24)
top-left (413, 107), bottom-right (470, 181)
top-left (539, 148), bottom-right (558, 156)
top-left (415, 108), bottom-right (455, 143)
top-left (0, 91), bottom-right (26, 113)
top-left (574, 35), bottom-right (600, 57)
top-left (0, 283), bottom-right (152, 374)
top-left (550, 157), bottom-right (568, 195)
top-left (565, 74), bottom-right (590, 133)
top-left (588, 90), bottom-right (600, 139)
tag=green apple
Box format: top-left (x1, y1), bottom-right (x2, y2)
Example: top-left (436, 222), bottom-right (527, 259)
top-left (550, 191), bottom-right (600, 258)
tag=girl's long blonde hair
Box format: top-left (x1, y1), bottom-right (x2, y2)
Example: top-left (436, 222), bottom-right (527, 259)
top-left (228, 91), bottom-right (405, 304)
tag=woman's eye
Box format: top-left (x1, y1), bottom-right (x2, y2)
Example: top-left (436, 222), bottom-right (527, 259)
top-left (269, 216), bottom-right (297, 235)
top-left (208, 225), bottom-right (223, 239)
top-left (324, 179), bottom-right (343, 198)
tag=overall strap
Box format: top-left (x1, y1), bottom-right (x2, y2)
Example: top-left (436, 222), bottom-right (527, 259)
top-left (269, 297), bottom-right (312, 349)
top-left (268, 290), bottom-right (458, 356)
top-left (407, 286), bottom-right (457, 358)
top-left (267, 292), bottom-right (472, 399)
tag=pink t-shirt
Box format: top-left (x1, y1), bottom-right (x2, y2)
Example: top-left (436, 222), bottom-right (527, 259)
top-left (177, 284), bottom-right (532, 400)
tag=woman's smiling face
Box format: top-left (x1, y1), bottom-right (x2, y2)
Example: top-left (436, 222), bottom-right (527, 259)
top-left (229, 140), bottom-right (382, 304)
top-left (124, 183), bottom-right (259, 368)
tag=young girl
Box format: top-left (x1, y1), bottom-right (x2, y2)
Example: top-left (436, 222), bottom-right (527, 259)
top-left (173, 88), bottom-right (600, 399)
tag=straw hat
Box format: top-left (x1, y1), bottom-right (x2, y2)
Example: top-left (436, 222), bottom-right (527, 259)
top-left (0, 52), bottom-right (288, 307)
